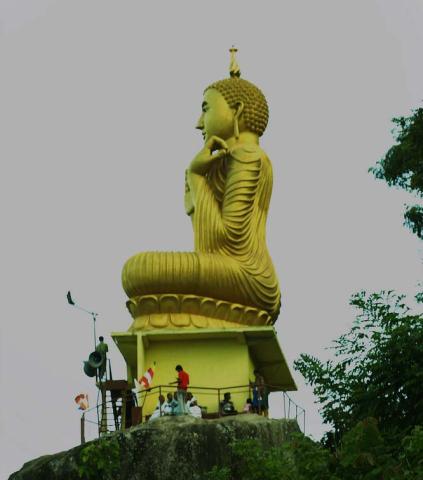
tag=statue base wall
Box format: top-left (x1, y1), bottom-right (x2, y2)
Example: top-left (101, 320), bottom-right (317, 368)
top-left (112, 321), bottom-right (296, 418)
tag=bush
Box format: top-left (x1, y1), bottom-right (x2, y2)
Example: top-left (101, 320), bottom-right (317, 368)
top-left (204, 434), bottom-right (337, 480)
top-left (78, 437), bottom-right (120, 480)
top-left (397, 426), bottom-right (423, 480)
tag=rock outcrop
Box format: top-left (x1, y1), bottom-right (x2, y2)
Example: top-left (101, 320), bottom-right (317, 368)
top-left (10, 415), bottom-right (299, 480)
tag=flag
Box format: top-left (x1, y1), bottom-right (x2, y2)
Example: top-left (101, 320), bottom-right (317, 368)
top-left (75, 393), bottom-right (89, 410)
top-left (138, 367), bottom-right (154, 389)
top-left (67, 291), bottom-right (75, 305)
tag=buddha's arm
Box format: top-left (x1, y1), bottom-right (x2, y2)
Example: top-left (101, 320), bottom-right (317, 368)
top-left (188, 144), bottom-right (263, 249)
top-left (186, 170), bottom-right (222, 220)
top-left (186, 136), bottom-right (228, 226)
top-left (221, 145), bottom-right (263, 244)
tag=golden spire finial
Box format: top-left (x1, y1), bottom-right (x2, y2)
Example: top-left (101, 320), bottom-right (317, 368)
top-left (229, 46), bottom-right (241, 78)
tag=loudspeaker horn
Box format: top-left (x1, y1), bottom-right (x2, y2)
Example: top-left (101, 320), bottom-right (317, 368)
top-left (82, 351), bottom-right (103, 377)
top-left (88, 351), bottom-right (103, 368)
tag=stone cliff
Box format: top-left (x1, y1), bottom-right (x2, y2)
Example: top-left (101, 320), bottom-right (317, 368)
top-left (10, 415), bottom-right (299, 480)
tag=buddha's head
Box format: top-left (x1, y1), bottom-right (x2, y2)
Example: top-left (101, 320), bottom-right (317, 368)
top-left (197, 49), bottom-right (269, 143)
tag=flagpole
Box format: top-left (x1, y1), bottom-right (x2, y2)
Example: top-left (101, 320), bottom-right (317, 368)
top-left (67, 291), bottom-right (99, 350)
top-left (92, 313), bottom-right (97, 351)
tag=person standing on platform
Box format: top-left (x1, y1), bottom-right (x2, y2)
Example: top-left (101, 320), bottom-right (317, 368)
top-left (173, 365), bottom-right (190, 415)
top-left (253, 369), bottom-right (269, 417)
top-left (96, 336), bottom-right (109, 380)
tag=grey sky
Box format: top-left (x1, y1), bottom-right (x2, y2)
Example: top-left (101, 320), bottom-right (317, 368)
top-left (1, 0), bottom-right (422, 477)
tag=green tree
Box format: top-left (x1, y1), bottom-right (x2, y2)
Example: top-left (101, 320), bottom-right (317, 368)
top-left (336, 418), bottom-right (397, 479)
top-left (370, 107), bottom-right (423, 239)
top-left (294, 291), bottom-right (423, 447)
top-left (397, 426), bottom-right (423, 479)
top-left (203, 435), bottom-right (337, 480)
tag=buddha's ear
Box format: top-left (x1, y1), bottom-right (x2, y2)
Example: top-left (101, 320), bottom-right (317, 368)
top-left (233, 101), bottom-right (245, 120)
top-left (233, 102), bottom-right (245, 139)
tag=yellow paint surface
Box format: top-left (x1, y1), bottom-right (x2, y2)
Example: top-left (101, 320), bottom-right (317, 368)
top-left (141, 337), bottom-right (252, 416)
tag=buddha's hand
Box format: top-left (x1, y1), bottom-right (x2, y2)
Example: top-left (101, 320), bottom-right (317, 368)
top-left (184, 169), bottom-right (194, 216)
top-left (189, 136), bottom-right (229, 175)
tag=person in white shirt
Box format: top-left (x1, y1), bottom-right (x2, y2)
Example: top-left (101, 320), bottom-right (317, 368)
top-left (189, 400), bottom-right (202, 418)
top-left (186, 392), bottom-right (198, 408)
top-left (163, 392), bottom-right (178, 415)
top-left (149, 395), bottom-right (166, 421)
top-left (243, 398), bottom-right (253, 413)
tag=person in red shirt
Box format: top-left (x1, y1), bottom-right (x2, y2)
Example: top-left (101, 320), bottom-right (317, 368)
top-left (174, 365), bottom-right (190, 414)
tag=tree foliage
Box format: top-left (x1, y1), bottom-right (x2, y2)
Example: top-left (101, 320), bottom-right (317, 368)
top-left (294, 291), bottom-right (423, 445)
top-left (203, 426), bottom-right (423, 480)
top-left (203, 435), bottom-right (338, 480)
top-left (336, 418), bottom-right (397, 479)
top-left (398, 425), bottom-right (423, 480)
top-left (78, 437), bottom-right (120, 480)
top-left (370, 107), bottom-right (423, 239)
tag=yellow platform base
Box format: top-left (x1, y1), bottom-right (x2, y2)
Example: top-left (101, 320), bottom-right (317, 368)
top-left (112, 326), bottom-right (296, 417)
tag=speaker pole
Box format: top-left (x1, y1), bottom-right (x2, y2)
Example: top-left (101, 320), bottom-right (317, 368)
top-left (67, 291), bottom-right (99, 350)
top-left (92, 312), bottom-right (97, 351)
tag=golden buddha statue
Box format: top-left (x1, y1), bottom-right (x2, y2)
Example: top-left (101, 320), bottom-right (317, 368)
top-left (122, 49), bottom-right (280, 328)
top-left (114, 51), bottom-right (296, 415)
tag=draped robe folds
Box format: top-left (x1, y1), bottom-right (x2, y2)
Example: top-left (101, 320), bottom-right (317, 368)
top-left (122, 144), bottom-right (281, 319)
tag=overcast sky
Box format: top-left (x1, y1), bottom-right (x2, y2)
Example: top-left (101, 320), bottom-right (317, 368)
top-left (1, 0), bottom-right (422, 477)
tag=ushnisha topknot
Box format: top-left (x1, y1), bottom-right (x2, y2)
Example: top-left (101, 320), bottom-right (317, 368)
top-left (204, 47), bottom-right (269, 137)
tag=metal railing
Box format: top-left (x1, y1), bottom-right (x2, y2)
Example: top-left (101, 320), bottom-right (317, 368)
top-left (81, 396), bottom-right (125, 438)
top-left (282, 390), bottom-right (306, 434)
top-left (80, 383), bottom-right (306, 443)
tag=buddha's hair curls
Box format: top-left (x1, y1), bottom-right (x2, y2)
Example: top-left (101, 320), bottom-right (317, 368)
top-left (205, 77), bottom-right (269, 137)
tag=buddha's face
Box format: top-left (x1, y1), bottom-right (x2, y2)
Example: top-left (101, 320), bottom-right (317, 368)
top-left (196, 88), bottom-right (235, 143)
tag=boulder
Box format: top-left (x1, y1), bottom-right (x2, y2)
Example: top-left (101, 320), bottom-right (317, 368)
top-left (10, 415), bottom-right (299, 480)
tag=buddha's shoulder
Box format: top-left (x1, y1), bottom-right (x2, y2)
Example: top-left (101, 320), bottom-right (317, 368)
top-left (229, 143), bottom-right (267, 163)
